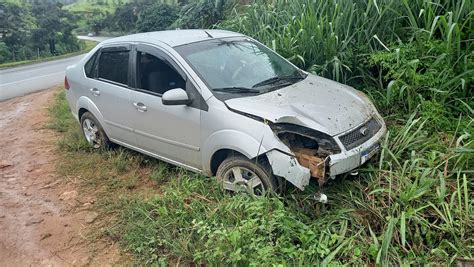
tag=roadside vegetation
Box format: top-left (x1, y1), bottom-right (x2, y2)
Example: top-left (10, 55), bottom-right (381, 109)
top-left (0, 0), bottom-right (84, 65)
top-left (82, 0), bottom-right (231, 34)
top-left (64, 0), bottom-right (129, 14)
top-left (0, 40), bottom-right (96, 69)
top-left (49, 0), bottom-right (472, 265)
top-left (63, 0), bottom-right (133, 35)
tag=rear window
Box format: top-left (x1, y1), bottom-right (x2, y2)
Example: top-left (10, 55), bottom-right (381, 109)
top-left (98, 51), bottom-right (129, 85)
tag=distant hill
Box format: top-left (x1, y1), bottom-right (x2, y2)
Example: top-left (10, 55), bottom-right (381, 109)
top-left (63, 0), bottom-right (131, 15)
top-left (5, 0), bottom-right (79, 5)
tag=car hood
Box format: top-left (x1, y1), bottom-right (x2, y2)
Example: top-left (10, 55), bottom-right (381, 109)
top-left (224, 74), bottom-right (375, 136)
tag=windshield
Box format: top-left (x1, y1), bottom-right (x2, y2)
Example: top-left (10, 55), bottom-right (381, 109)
top-left (175, 37), bottom-right (306, 96)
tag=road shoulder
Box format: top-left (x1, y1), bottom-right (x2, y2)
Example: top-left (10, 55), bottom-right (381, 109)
top-left (0, 87), bottom-right (121, 265)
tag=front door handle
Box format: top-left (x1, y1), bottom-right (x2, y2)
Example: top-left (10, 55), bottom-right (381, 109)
top-left (133, 102), bottom-right (147, 112)
top-left (90, 88), bottom-right (100, 96)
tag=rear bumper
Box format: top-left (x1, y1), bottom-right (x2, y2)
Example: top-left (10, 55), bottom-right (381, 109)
top-left (65, 90), bottom-right (79, 121)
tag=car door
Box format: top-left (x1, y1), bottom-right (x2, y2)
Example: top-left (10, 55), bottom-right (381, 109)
top-left (89, 44), bottom-right (137, 146)
top-left (130, 44), bottom-right (204, 170)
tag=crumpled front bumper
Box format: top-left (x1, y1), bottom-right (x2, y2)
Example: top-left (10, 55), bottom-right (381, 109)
top-left (329, 119), bottom-right (387, 176)
top-left (266, 119), bottom-right (387, 191)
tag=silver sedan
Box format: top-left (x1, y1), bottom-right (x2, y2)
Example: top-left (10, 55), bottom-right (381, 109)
top-left (65, 29), bottom-right (386, 196)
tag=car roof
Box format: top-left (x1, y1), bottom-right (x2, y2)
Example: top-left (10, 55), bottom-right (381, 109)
top-left (100, 29), bottom-right (245, 47)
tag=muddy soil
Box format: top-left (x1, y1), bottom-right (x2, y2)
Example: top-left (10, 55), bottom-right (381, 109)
top-left (0, 88), bottom-right (121, 266)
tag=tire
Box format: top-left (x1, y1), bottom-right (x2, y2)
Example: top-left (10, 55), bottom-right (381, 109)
top-left (80, 112), bottom-right (113, 149)
top-left (216, 155), bottom-right (278, 195)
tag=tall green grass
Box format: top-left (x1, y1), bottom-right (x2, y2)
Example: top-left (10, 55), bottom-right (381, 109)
top-left (112, 113), bottom-right (472, 265)
top-left (219, 0), bottom-right (473, 115)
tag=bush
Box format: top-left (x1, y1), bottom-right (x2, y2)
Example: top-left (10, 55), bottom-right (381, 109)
top-left (365, 38), bottom-right (472, 119)
top-left (0, 42), bottom-right (12, 63)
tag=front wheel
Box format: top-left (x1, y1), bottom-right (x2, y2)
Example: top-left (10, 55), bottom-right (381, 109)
top-left (216, 156), bottom-right (278, 196)
top-left (80, 112), bottom-right (113, 149)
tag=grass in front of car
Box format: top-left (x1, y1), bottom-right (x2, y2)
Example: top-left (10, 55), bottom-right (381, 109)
top-left (0, 40), bottom-right (97, 69)
top-left (49, 90), bottom-right (472, 265)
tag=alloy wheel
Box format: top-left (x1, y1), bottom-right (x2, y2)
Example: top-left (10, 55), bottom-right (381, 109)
top-left (82, 118), bottom-right (101, 148)
top-left (222, 166), bottom-right (265, 195)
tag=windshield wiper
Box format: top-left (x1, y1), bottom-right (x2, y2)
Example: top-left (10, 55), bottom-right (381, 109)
top-left (252, 72), bottom-right (306, 88)
top-left (213, 87), bottom-right (261, 94)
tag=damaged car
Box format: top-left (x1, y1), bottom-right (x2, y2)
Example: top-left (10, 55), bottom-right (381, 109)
top-left (64, 29), bottom-right (386, 196)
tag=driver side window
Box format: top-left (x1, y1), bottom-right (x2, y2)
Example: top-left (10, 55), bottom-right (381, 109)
top-left (136, 51), bottom-right (185, 95)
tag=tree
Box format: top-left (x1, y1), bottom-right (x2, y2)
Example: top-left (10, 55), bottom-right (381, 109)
top-left (0, 0), bottom-right (80, 62)
top-left (31, 1), bottom-right (78, 54)
top-left (176, 0), bottom-right (231, 29)
top-left (136, 3), bottom-right (179, 32)
top-left (101, 2), bottom-right (138, 33)
top-left (0, 1), bottom-right (35, 61)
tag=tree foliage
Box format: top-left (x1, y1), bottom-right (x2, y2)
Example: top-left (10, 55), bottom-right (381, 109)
top-left (96, 0), bottom-right (235, 34)
top-left (136, 3), bottom-right (179, 32)
top-left (175, 0), bottom-right (232, 29)
top-left (99, 2), bottom-right (138, 33)
top-left (0, 0), bottom-right (80, 63)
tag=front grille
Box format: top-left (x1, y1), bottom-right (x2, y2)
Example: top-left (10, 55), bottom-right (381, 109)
top-left (339, 117), bottom-right (381, 150)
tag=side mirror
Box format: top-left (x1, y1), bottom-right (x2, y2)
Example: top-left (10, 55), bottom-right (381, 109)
top-left (162, 88), bottom-right (191, 106)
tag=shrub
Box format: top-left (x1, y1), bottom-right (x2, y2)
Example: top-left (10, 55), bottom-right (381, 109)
top-left (365, 38), bottom-right (472, 118)
top-left (0, 42), bottom-right (12, 63)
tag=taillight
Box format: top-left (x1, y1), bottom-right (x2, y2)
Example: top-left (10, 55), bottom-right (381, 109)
top-left (64, 76), bottom-right (70, 90)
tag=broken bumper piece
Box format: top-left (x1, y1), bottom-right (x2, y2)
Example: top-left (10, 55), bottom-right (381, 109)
top-left (266, 149), bottom-right (327, 191)
top-left (266, 122), bottom-right (386, 191)
top-left (266, 149), bottom-right (311, 191)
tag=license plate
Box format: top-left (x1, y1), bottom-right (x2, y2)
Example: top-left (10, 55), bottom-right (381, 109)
top-left (361, 143), bottom-right (380, 164)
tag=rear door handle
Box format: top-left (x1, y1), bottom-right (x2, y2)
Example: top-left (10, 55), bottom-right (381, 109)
top-left (90, 88), bottom-right (100, 96)
top-left (133, 102), bottom-right (147, 112)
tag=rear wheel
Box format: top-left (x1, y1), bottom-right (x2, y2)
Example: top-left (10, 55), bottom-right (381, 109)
top-left (80, 112), bottom-right (113, 149)
top-left (216, 156), bottom-right (278, 196)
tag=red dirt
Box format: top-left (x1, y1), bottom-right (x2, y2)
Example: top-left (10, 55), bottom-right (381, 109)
top-left (0, 88), bottom-right (121, 266)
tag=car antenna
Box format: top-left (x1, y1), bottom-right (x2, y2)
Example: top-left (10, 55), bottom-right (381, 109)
top-left (204, 30), bottom-right (213, 38)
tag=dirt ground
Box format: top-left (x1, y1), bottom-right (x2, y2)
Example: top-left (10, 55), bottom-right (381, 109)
top-left (0, 88), bottom-right (121, 266)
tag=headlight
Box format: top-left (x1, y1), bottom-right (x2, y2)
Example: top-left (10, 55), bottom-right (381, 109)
top-left (269, 123), bottom-right (340, 184)
top-left (270, 123), bottom-right (341, 155)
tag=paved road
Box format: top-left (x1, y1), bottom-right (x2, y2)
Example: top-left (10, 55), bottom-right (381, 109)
top-left (0, 36), bottom-right (110, 102)
top-left (76, 35), bottom-right (111, 43)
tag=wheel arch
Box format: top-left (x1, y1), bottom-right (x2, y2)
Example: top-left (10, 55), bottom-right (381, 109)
top-left (78, 107), bottom-right (88, 120)
top-left (209, 148), bottom-right (273, 176)
top-left (210, 149), bottom-right (243, 176)
top-left (202, 129), bottom-right (271, 176)
top-left (76, 96), bottom-right (107, 132)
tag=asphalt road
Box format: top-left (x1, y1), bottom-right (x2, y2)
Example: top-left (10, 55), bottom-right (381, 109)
top-left (0, 36), bottom-right (110, 102)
